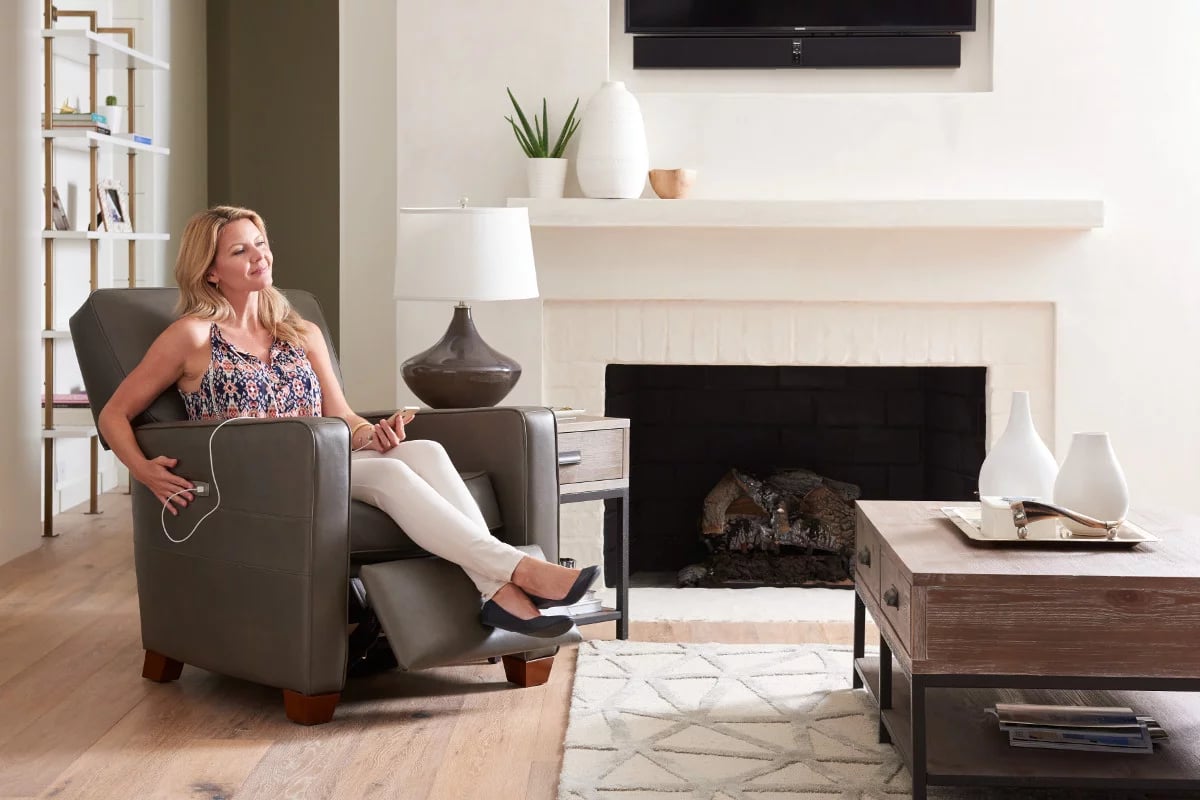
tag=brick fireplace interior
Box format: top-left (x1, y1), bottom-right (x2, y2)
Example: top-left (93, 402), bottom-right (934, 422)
top-left (605, 364), bottom-right (987, 580)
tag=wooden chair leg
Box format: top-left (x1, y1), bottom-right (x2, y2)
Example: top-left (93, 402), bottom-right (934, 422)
top-left (142, 650), bottom-right (184, 682)
top-left (502, 654), bottom-right (555, 687)
top-left (283, 689), bottom-right (341, 725)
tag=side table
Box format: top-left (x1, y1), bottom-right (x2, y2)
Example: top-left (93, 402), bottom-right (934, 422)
top-left (557, 415), bottom-right (630, 640)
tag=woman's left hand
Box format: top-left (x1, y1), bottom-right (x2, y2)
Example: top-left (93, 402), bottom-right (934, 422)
top-left (366, 414), bottom-right (406, 453)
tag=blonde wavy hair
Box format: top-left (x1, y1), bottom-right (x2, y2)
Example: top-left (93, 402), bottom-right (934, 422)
top-left (174, 205), bottom-right (308, 347)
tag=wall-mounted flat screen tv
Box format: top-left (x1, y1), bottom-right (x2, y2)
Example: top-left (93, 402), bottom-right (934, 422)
top-left (626, 1), bottom-right (977, 35)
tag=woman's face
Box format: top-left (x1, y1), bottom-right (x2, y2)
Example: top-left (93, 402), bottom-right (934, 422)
top-left (207, 218), bottom-right (272, 293)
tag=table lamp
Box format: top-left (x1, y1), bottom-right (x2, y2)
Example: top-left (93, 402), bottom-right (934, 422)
top-left (395, 205), bottom-right (538, 408)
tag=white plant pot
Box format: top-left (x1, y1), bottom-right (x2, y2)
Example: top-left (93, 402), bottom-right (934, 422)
top-left (575, 81), bottom-right (649, 199)
top-left (1053, 432), bottom-right (1130, 532)
top-left (103, 104), bottom-right (124, 134)
top-left (978, 390), bottom-right (1058, 500)
top-left (526, 157), bottom-right (568, 199)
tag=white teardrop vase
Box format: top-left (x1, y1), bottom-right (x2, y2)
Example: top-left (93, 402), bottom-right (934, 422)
top-left (574, 81), bottom-right (649, 199)
top-left (1053, 432), bottom-right (1130, 533)
top-left (977, 390), bottom-right (1058, 500)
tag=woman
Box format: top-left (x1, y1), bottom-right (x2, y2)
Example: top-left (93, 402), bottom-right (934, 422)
top-left (98, 205), bottom-right (598, 639)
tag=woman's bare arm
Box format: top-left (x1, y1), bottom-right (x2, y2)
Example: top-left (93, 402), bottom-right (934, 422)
top-left (98, 319), bottom-right (207, 513)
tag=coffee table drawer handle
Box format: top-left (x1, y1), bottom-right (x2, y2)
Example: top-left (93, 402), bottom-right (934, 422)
top-left (857, 548), bottom-right (871, 567)
top-left (883, 586), bottom-right (901, 608)
top-left (558, 450), bottom-right (583, 467)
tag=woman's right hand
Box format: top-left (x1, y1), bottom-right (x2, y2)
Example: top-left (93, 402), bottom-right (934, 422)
top-left (133, 455), bottom-right (194, 516)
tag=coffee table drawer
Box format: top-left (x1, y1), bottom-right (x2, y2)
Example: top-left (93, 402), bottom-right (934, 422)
top-left (854, 522), bottom-right (881, 602)
top-left (879, 553), bottom-right (913, 654)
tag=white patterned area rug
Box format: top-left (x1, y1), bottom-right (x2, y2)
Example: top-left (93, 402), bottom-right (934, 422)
top-left (558, 641), bottom-right (1153, 800)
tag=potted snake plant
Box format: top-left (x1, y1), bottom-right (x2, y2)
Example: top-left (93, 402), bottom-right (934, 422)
top-left (506, 88), bottom-right (580, 199)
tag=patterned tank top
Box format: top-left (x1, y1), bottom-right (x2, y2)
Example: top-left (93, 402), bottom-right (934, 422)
top-left (179, 323), bottom-right (323, 420)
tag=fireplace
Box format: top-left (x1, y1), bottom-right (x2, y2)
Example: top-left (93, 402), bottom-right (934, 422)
top-left (605, 365), bottom-right (986, 581)
top-left (543, 300), bottom-right (1054, 587)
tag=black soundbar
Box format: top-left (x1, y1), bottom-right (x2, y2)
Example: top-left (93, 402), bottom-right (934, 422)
top-left (633, 35), bottom-right (960, 69)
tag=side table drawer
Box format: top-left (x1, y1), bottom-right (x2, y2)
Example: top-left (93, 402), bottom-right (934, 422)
top-left (879, 554), bottom-right (913, 654)
top-left (558, 429), bottom-right (625, 484)
top-left (854, 521), bottom-right (881, 602)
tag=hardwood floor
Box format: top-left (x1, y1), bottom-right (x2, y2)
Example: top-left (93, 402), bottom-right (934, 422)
top-left (0, 492), bottom-right (870, 800)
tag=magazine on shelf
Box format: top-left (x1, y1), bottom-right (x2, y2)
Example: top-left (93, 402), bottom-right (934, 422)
top-left (539, 589), bottom-right (603, 617)
top-left (987, 704), bottom-right (1167, 754)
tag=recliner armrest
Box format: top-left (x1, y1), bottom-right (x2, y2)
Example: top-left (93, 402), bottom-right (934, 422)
top-left (399, 407), bottom-right (560, 562)
top-left (131, 416), bottom-right (351, 696)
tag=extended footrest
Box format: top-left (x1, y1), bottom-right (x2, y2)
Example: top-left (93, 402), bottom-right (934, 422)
top-left (358, 544), bottom-right (582, 671)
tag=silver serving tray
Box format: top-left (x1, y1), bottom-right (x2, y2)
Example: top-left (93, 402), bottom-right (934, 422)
top-left (941, 506), bottom-right (1158, 546)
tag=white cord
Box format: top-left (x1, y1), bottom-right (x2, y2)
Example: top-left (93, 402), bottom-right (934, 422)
top-left (160, 415), bottom-right (251, 544)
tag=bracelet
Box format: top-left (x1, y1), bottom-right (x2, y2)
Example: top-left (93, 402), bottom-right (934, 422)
top-left (349, 421), bottom-right (372, 447)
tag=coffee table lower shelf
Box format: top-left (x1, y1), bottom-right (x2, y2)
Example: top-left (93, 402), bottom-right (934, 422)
top-left (854, 656), bottom-right (1200, 794)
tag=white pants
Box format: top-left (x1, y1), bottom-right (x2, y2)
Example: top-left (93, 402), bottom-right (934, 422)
top-left (350, 440), bottom-right (526, 600)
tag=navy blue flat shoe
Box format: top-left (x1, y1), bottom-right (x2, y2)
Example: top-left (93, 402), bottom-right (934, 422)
top-left (529, 564), bottom-right (601, 610)
top-left (479, 600), bottom-right (575, 638)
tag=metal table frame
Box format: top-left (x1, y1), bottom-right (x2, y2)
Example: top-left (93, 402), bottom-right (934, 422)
top-left (560, 485), bottom-right (629, 640)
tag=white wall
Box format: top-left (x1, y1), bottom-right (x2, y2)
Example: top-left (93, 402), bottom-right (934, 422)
top-left (341, 0), bottom-right (1200, 512)
top-left (339, 0), bottom-right (608, 409)
top-left (0, 0), bottom-right (45, 564)
top-left (339, 0), bottom-right (399, 409)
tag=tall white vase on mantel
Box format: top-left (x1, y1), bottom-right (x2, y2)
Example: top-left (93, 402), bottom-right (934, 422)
top-left (575, 81), bottom-right (649, 199)
top-left (978, 390), bottom-right (1058, 499)
top-left (1054, 432), bottom-right (1130, 532)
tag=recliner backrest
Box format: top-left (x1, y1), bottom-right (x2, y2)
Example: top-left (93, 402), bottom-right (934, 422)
top-left (69, 288), bottom-right (341, 442)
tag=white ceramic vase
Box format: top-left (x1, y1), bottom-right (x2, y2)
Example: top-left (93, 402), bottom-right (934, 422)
top-left (978, 391), bottom-right (1058, 500)
top-left (526, 157), bottom-right (568, 198)
top-left (575, 81), bottom-right (649, 199)
top-left (103, 104), bottom-right (124, 134)
top-left (1053, 432), bottom-right (1129, 531)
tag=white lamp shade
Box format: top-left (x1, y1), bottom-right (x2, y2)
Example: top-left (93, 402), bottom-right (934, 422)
top-left (395, 207), bottom-right (539, 301)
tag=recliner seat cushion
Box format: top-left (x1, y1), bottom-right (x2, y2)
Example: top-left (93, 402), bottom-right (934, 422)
top-left (350, 470), bottom-right (502, 563)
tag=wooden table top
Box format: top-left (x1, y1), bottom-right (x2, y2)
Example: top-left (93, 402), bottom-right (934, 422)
top-left (858, 501), bottom-right (1200, 587)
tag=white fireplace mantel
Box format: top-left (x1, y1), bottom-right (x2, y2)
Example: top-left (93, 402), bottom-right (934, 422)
top-left (507, 198), bottom-right (1104, 230)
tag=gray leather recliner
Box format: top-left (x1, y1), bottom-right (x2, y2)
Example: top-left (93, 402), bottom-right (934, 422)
top-left (69, 288), bottom-right (580, 725)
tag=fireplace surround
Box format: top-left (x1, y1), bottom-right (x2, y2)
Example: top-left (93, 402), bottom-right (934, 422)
top-left (544, 300), bottom-right (1055, 581)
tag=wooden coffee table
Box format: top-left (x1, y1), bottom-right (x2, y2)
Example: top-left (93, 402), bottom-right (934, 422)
top-left (852, 501), bottom-right (1200, 800)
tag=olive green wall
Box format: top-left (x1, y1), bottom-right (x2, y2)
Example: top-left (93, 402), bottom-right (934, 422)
top-left (207, 0), bottom-right (339, 346)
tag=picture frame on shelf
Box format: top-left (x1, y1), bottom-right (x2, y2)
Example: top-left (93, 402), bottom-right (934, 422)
top-left (45, 186), bottom-right (70, 230)
top-left (97, 178), bottom-right (132, 233)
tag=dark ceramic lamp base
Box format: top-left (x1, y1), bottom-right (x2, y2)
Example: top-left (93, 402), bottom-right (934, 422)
top-left (401, 304), bottom-right (521, 409)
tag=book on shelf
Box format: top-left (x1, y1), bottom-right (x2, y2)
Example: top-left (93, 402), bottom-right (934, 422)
top-left (43, 112), bottom-right (108, 126)
top-left (987, 703), bottom-right (1167, 754)
top-left (540, 589), bottom-right (604, 617)
top-left (47, 124), bottom-right (112, 135)
top-left (114, 132), bottom-right (153, 145)
top-left (40, 392), bottom-right (90, 409)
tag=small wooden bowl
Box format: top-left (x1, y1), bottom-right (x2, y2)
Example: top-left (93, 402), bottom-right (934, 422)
top-left (648, 168), bottom-right (697, 200)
